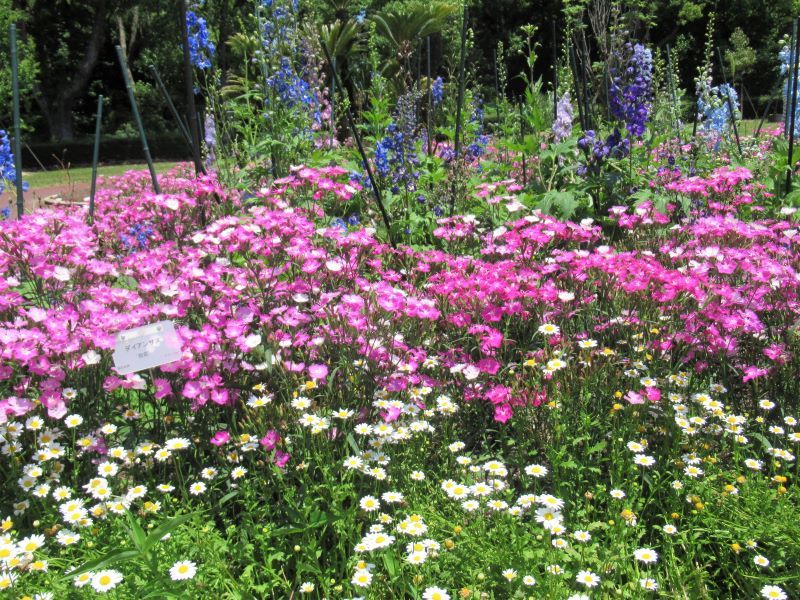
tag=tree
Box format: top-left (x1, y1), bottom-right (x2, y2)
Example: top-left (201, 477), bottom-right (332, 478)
top-left (27, 0), bottom-right (108, 141)
top-left (0, 0), bottom-right (38, 128)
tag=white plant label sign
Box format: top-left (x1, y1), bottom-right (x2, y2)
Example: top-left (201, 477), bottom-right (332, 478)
top-left (113, 321), bottom-right (182, 375)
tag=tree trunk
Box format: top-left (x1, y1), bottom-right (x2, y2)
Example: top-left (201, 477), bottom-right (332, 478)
top-left (35, 0), bottom-right (107, 141)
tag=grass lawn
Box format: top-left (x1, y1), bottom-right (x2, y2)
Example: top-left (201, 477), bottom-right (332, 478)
top-left (22, 162), bottom-right (180, 191)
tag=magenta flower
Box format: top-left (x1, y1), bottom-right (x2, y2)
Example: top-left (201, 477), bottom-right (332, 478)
top-left (210, 430), bottom-right (231, 446)
top-left (308, 363), bottom-right (329, 382)
top-left (260, 430), bottom-right (280, 450)
top-left (274, 450), bottom-right (290, 468)
top-left (493, 404), bottom-right (513, 424)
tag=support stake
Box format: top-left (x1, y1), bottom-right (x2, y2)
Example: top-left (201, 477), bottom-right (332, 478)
top-left (179, 0), bottom-right (205, 177)
top-left (449, 2), bottom-right (469, 217)
top-left (321, 42), bottom-right (395, 248)
top-left (10, 24), bottom-right (24, 219)
top-left (787, 21), bottom-right (800, 194)
top-left (150, 64), bottom-right (195, 156)
top-left (116, 45), bottom-right (161, 194)
top-left (89, 95), bottom-right (103, 223)
top-left (716, 46), bottom-right (742, 155)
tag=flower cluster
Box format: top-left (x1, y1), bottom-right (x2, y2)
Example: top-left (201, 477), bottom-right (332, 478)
top-left (375, 92), bottom-right (421, 194)
top-left (0, 130), bottom-right (26, 197)
top-left (432, 77), bottom-right (444, 106)
top-left (698, 84), bottom-right (740, 135)
top-left (552, 93), bottom-right (574, 142)
top-left (267, 57), bottom-right (317, 110)
top-left (608, 42), bottom-right (653, 138)
top-left (186, 9), bottom-right (215, 70)
top-left (780, 43), bottom-right (800, 136)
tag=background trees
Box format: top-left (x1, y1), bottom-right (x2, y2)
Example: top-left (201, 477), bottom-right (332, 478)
top-left (0, 0), bottom-right (796, 145)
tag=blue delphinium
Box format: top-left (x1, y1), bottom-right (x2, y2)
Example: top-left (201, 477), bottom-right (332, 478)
top-left (780, 43), bottom-right (800, 136)
top-left (374, 92), bottom-right (421, 194)
top-left (0, 129), bottom-right (27, 195)
top-left (432, 77), bottom-right (444, 106)
top-left (577, 41), bottom-right (652, 173)
top-left (267, 57), bottom-right (316, 109)
top-left (576, 129), bottom-right (629, 176)
top-left (608, 42), bottom-right (653, 138)
top-left (697, 83), bottom-right (739, 134)
top-left (186, 10), bottom-right (215, 69)
top-left (465, 99), bottom-right (489, 160)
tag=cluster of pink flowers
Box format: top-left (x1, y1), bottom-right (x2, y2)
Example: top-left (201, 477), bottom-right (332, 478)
top-left (1, 162), bottom-right (799, 431)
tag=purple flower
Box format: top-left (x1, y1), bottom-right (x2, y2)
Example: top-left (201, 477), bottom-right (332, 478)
top-left (552, 93), bottom-right (574, 142)
top-left (432, 77), bottom-right (444, 106)
top-left (608, 42), bottom-right (653, 138)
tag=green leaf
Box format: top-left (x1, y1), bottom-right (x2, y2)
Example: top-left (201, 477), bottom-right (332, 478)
top-left (63, 549), bottom-right (141, 580)
top-left (142, 511), bottom-right (201, 554)
top-left (218, 490), bottom-right (240, 508)
top-left (346, 433), bottom-right (361, 455)
top-left (383, 552), bottom-right (400, 579)
top-left (586, 440), bottom-right (607, 455)
top-left (125, 510), bottom-right (147, 552)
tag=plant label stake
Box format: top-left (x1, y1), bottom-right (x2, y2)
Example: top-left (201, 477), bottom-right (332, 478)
top-left (10, 24), bottom-right (24, 219)
top-left (113, 321), bottom-right (183, 375)
top-left (89, 95), bottom-right (104, 224)
top-left (116, 46), bottom-right (162, 194)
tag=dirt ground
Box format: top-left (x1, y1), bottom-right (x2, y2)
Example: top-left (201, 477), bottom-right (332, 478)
top-left (1, 182), bottom-right (90, 216)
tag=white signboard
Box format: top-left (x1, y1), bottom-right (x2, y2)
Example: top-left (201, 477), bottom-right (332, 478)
top-left (113, 321), bottom-right (183, 375)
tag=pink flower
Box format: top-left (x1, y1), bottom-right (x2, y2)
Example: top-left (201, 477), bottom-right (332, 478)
top-left (380, 406), bottom-right (402, 422)
top-left (260, 430), bottom-right (280, 450)
top-left (274, 450), bottom-right (290, 468)
top-left (493, 404), bottom-right (513, 423)
top-left (210, 430), bottom-right (231, 446)
top-left (625, 390), bottom-right (644, 405)
top-left (644, 387), bottom-right (661, 402)
top-left (308, 364), bottom-right (329, 382)
top-left (742, 365), bottom-right (769, 383)
top-left (154, 378), bottom-right (173, 399)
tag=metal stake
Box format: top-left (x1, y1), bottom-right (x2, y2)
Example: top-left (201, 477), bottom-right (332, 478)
top-left (116, 45), bottom-right (161, 194)
top-left (10, 25), bottom-right (24, 218)
top-left (450, 2), bottom-right (469, 217)
top-left (179, 0), bottom-right (205, 176)
top-left (89, 95), bottom-right (103, 223)
top-left (321, 42), bottom-right (395, 248)
top-left (149, 64), bottom-right (194, 154)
